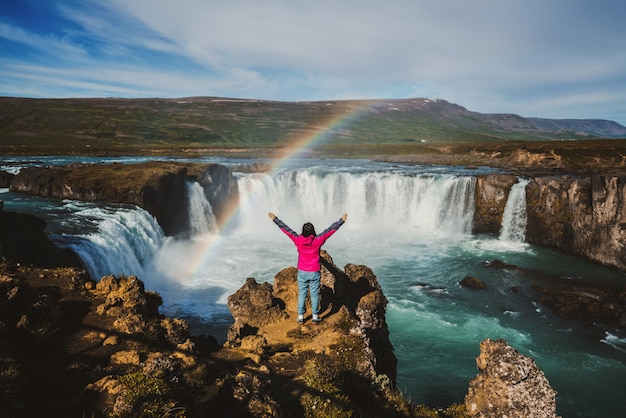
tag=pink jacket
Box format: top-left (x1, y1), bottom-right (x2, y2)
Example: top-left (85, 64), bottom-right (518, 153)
top-left (273, 217), bottom-right (345, 272)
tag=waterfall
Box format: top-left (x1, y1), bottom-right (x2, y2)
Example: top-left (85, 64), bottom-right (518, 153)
top-left (49, 169), bottom-right (478, 281)
top-left (186, 181), bottom-right (217, 236)
top-left (499, 178), bottom-right (530, 242)
top-left (234, 170), bottom-right (476, 237)
top-left (51, 205), bottom-right (165, 279)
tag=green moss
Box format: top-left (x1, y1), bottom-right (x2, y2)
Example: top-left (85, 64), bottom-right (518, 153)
top-left (114, 371), bottom-right (185, 418)
top-left (301, 355), bottom-right (353, 418)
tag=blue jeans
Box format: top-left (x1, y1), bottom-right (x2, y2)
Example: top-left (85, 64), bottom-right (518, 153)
top-left (297, 270), bottom-right (321, 317)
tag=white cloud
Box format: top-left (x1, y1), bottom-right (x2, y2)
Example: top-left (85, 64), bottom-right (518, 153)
top-left (1, 0), bottom-right (625, 124)
top-left (0, 21), bottom-right (86, 57)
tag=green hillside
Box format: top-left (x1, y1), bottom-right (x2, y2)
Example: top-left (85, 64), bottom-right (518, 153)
top-left (2, 97), bottom-right (623, 156)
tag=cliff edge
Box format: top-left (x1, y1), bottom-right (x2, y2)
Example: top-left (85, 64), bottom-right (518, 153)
top-left (9, 162), bottom-right (239, 237)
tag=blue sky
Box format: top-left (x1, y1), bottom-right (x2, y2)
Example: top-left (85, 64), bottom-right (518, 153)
top-left (1, 0), bottom-right (625, 125)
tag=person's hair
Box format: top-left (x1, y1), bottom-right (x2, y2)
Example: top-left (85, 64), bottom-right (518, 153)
top-left (302, 222), bottom-right (316, 237)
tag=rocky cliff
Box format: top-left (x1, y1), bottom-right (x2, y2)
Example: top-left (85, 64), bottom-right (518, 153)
top-left (474, 173), bottom-right (626, 272)
top-left (9, 162), bottom-right (238, 236)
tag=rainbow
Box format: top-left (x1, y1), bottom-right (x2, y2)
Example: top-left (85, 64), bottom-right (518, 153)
top-left (179, 99), bottom-right (386, 281)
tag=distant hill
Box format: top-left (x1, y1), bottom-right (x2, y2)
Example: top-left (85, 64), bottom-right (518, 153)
top-left (0, 96), bottom-right (624, 151)
top-left (527, 118), bottom-right (626, 138)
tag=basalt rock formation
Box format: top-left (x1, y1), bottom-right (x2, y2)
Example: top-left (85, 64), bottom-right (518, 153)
top-left (465, 338), bottom-right (560, 418)
top-left (526, 174), bottom-right (626, 271)
top-left (472, 173), bottom-right (519, 235)
top-left (474, 173), bottom-right (626, 272)
top-left (9, 162), bottom-right (238, 236)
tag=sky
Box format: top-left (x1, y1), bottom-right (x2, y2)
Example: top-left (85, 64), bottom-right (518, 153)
top-left (1, 0), bottom-right (626, 125)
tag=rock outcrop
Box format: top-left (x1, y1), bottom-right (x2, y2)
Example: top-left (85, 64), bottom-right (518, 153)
top-left (223, 251), bottom-right (401, 416)
top-left (526, 174), bottom-right (626, 271)
top-left (0, 170), bottom-right (14, 187)
top-left (0, 203), bottom-right (81, 268)
top-left (226, 250), bottom-right (398, 384)
top-left (9, 162), bottom-right (239, 236)
top-left (473, 173), bottom-right (519, 234)
top-left (474, 173), bottom-right (626, 272)
top-left (465, 338), bottom-right (560, 418)
top-left (536, 284), bottom-right (626, 328)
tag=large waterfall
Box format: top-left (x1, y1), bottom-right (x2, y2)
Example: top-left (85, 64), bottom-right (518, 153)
top-left (235, 170), bottom-right (477, 238)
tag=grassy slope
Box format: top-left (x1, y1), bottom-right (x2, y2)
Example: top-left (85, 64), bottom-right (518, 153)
top-left (1, 96), bottom-right (613, 155)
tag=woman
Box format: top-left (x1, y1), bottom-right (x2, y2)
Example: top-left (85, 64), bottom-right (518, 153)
top-left (268, 212), bottom-right (347, 324)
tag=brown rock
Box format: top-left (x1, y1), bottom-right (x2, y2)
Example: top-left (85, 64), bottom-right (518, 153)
top-left (473, 174), bottom-right (519, 234)
top-left (161, 317), bottom-right (190, 345)
top-left (526, 175), bottom-right (626, 271)
top-left (227, 277), bottom-right (287, 339)
top-left (465, 338), bottom-right (559, 418)
top-left (0, 206), bottom-right (82, 268)
top-left (460, 276), bottom-right (487, 289)
top-left (536, 285), bottom-right (626, 328)
top-left (110, 350), bottom-right (141, 366)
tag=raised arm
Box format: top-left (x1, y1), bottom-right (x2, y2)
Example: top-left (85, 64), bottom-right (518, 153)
top-left (318, 213), bottom-right (348, 238)
top-left (268, 212), bottom-right (298, 238)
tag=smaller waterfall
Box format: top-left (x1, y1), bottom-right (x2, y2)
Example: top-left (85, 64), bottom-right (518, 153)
top-left (52, 206), bottom-right (165, 279)
top-left (499, 179), bottom-right (530, 242)
top-left (187, 181), bottom-right (217, 236)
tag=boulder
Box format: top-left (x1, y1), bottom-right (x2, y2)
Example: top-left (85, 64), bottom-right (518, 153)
top-left (226, 277), bottom-right (287, 338)
top-left (465, 338), bottom-right (559, 418)
top-left (94, 275), bottom-right (179, 343)
top-left (460, 276), bottom-right (487, 289)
